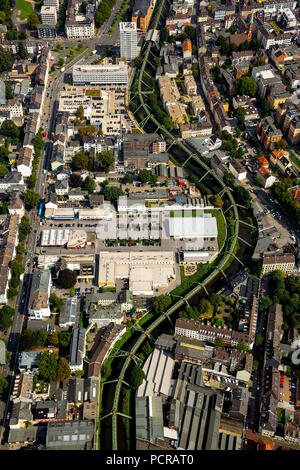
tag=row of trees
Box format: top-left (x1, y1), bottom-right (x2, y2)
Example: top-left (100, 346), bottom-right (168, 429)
top-left (222, 169), bottom-right (252, 209)
top-left (19, 329), bottom-right (71, 352)
top-left (260, 271), bottom-right (300, 331)
top-left (0, 47), bottom-right (13, 73)
top-left (271, 178), bottom-right (300, 229)
top-left (8, 215), bottom-right (32, 299)
top-left (138, 169), bottom-right (158, 185)
top-left (217, 35), bottom-right (261, 56)
top-left (71, 150), bottom-right (114, 173)
top-left (37, 351), bottom-right (71, 382)
top-left (0, 305), bottom-right (15, 331)
top-left (94, 0), bottom-right (115, 27)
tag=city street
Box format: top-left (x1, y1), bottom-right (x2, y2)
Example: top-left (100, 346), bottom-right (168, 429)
top-left (0, 1), bottom-right (130, 446)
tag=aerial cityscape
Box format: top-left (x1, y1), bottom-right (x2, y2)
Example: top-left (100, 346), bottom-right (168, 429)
top-left (0, 0), bottom-right (300, 454)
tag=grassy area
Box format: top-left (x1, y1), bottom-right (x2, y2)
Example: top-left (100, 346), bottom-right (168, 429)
top-left (16, 0), bottom-right (34, 18)
top-left (86, 89), bottom-right (101, 97)
top-left (109, 0), bottom-right (130, 35)
top-left (288, 149), bottom-right (300, 170)
top-left (204, 209), bottom-right (226, 249)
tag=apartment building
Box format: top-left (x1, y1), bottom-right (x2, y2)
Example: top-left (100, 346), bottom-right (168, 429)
top-left (175, 318), bottom-right (251, 347)
top-left (0, 215), bottom-right (19, 303)
top-left (180, 111), bottom-right (212, 138)
top-left (256, 116), bottom-right (283, 150)
top-left (131, 0), bottom-right (154, 33)
top-left (270, 148), bottom-right (292, 175)
top-left (183, 74), bottom-right (197, 96)
top-left (119, 22), bottom-right (138, 60)
top-left (229, 159), bottom-right (247, 181)
top-left (69, 328), bottom-right (86, 372)
top-left (65, 0), bottom-right (95, 38)
top-left (37, 24), bottom-right (57, 39)
top-left (267, 83), bottom-right (290, 111)
top-left (17, 147), bottom-right (33, 177)
top-left (43, 0), bottom-right (59, 11)
top-left (256, 21), bottom-right (292, 50)
top-left (65, 19), bottom-right (94, 39)
top-left (260, 304), bottom-right (282, 437)
top-left (40, 6), bottom-right (57, 25)
top-left (28, 269), bottom-right (51, 319)
top-left (72, 64), bottom-right (128, 85)
top-left (262, 252), bottom-right (295, 275)
top-left (182, 39), bottom-right (192, 59)
top-left (276, 100), bottom-right (300, 145)
top-left (158, 75), bottom-right (187, 125)
top-left (0, 100), bottom-right (23, 118)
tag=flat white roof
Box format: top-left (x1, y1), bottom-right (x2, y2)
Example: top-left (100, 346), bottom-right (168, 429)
top-left (98, 251), bottom-right (175, 294)
top-left (73, 63), bottom-right (127, 73)
top-left (120, 21), bottom-right (137, 31)
top-left (168, 215), bottom-right (218, 238)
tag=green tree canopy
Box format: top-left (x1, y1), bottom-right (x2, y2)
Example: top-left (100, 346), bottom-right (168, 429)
top-left (58, 269), bottom-right (77, 289)
top-left (235, 106), bottom-right (246, 126)
top-left (0, 120), bottom-right (20, 140)
top-left (0, 311), bottom-right (13, 330)
top-left (152, 294), bottom-right (172, 314)
top-left (23, 189), bottom-right (40, 209)
top-left (223, 171), bottom-right (235, 188)
top-left (58, 331), bottom-right (71, 348)
top-left (237, 341), bottom-right (250, 352)
top-left (122, 173), bottom-right (133, 184)
top-left (184, 25), bottom-right (196, 41)
top-left (83, 176), bottom-right (95, 193)
top-left (129, 365), bottom-right (145, 389)
top-left (255, 333), bottom-right (264, 347)
top-left (236, 76), bottom-right (258, 97)
top-left (69, 173), bottom-right (83, 188)
top-left (48, 331), bottom-right (59, 347)
top-left (78, 125), bottom-right (97, 141)
top-left (49, 293), bottom-right (63, 312)
top-left (97, 150), bottom-right (115, 173)
top-left (212, 194), bottom-right (224, 208)
top-left (233, 185), bottom-right (251, 209)
top-left (103, 185), bottom-right (123, 201)
top-left (37, 351), bottom-right (58, 381)
top-left (0, 47), bottom-right (13, 73)
top-left (101, 361), bottom-right (112, 380)
top-left (259, 296), bottom-right (273, 312)
top-left (18, 41), bottom-right (28, 60)
top-left (0, 374), bottom-right (8, 394)
top-left (19, 330), bottom-right (36, 351)
top-left (199, 299), bottom-right (212, 316)
top-left (19, 215), bottom-right (32, 242)
top-left (138, 169), bottom-right (151, 183)
top-left (33, 329), bottom-right (49, 347)
top-left (76, 105), bottom-right (85, 121)
top-left (215, 338), bottom-right (224, 347)
top-left (27, 12), bottom-right (40, 29)
top-left (55, 357), bottom-right (71, 382)
top-left (5, 82), bottom-right (13, 100)
top-left (211, 315), bottom-right (224, 328)
top-left (72, 151), bottom-right (89, 170)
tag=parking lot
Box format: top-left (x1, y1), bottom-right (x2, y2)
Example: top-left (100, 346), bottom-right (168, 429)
top-left (203, 370), bottom-right (248, 391)
top-left (250, 192), bottom-right (296, 247)
top-left (278, 372), bottom-right (296, 411)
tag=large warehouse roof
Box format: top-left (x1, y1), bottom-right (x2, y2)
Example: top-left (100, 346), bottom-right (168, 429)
top-left (168, 214), bottom-right (218, 238)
